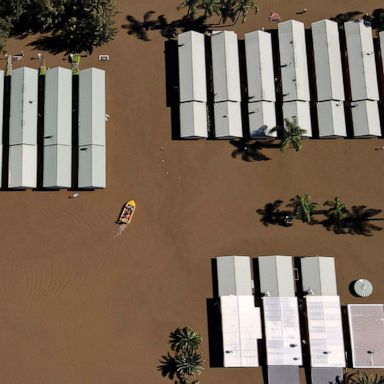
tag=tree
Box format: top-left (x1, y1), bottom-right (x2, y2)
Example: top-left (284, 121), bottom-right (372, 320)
top-left (169, 327), bottom-right (203, 353)
top-left (269, 118), bottom-right (306, 152)
top-left (288, 194), bottom-right (317, 223)
top-left (0, 0), bottom-right (117, 55)
top-left (343, 371), bottom-right (384, 384)
top-left (323, 197), bottom-right (349, 230)
top-left (234, 0), bottom-right (259, 23)
top-left (174, 351), bottom-right (204, 378)
top-left (346, 205), bottom-right (383, 236)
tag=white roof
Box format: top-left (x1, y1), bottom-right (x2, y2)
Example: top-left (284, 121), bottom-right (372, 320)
top-left (211, 31), bottom-right (241, 102)
top-left (263, 296), bottom-right (302, 366)
top-left (348, 304), bottom-right (384, 368)
top-left (9, 67), bottom-right (38, 145)
top-left (214, 101), bottom-right (242, 138)
top-left (311, 20), bottom-right (344, 101)
top-left (44, 67), bottom-right (72, 146)
top-left (8, 144), bottom-right (37, 188)
top-left (180, 101), bottom-right (208, 138)
top-left (283, 101), bottom-right (312, 137)
top-left (317, 101), bottom-right (346, 138)
top-left (178, 31), bottom-right (207, 103)
top-left (301, 256), bottom-right (338, 296)
top-left (245, 30), bottom-right (275, 102)
top-left (306, 296), bottom-right (345, 367)
top-left (216, 256), bottom-right (253, 296)
top-left (78, 144), bottom-right (106, 189)
top-left (344, 20), bottom-right (379, 101)
top-left (258, 256), bottom-right (295, 297)
top-left (278, 20), bottom-right (310, 102)
top-left (221, 295), bottom-right (262, 367)
top-left (43, 144), bottom-right (71, 188)
top-left (351, 100), bottom-right (381, 137)
top-left (79, 68), bottom-right (106, 146)
top-left (248, 101), bottom-right (276, 138)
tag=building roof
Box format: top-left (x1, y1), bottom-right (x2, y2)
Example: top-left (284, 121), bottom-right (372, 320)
top-left (282, 101), bottom-right (312, 137)
top-left (344, 20), bottom-right (379, 101)
top-left (300, 256), bottom-right (338, 296)
top-left (211, 31), bottom-right (241, 102)
top-left (178, 31), bottom-right (207, 103)
top-left (245, 30), bottom-right (275, 102)
top-left (214, 101), bottom-right (242, 139)
top-left (220, 295), bottom-right (261, 367)
top-left (348, 304), bottom-right (384, 368)
top-left (278, 20), bottom-right (310, 102)
top-left (180, 101), bottom-right (208, 138)
top-left (258, 255), bottom-right (295, 297)
top-left (351, 100), bottom-right (381, 137)
top-left (311, 19), bottom-right (345, 101)
top-left (317, 100), bottom-right (346, 138)
top-left (306, 296), bottom-right (345, 367)
top-left (216, 256), bottom-right (253, 296)
top-left (263, 296), bottom-right (302, 365)
top-left (248, 101), bottom-right (276, 139)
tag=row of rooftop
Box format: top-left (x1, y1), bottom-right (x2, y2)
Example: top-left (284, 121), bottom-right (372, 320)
top-left (211, 255), bottom-right (384, 384)
top-left (0, 66), bottom-right (106, 189)
top-left (177, 19), bottom-right (384, 139)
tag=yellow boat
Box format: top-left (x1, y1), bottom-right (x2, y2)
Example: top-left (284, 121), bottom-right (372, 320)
top-left (117, 200), bottom-right (136, 224)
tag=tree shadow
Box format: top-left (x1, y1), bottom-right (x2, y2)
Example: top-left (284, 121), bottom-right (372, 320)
top-left (230, 139), bottom-right (278, 162)
top-left (122, 12), bottom-right (208, 42)
top-left (158, 353), bottom-right (178, 380)
top-left (256, 200), bottom-right (294, 227)
top-left (330, 10), bottom-right (363, 27)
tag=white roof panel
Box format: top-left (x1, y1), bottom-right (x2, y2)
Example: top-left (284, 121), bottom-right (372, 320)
top-left (44, 67), bottom-right (72, 146)
top-left (283, 101), bottom-right (312, 137)
top-left (317, 101), bottom-right (346, 138)
top-left (221, 295), bottom-right (261, 367)
top-left (214, 101), bottom-right (242, 138)
top-left (211, 31), bottom-right (241, 102)
top-left (380, 31), bottom-right (384, 77)
top-left (78, 144), bottom-right (106, 189)
top-left (351, 100), bottom-right (381, 137)
top-left (278, 20), bottom-right (310, 101)
top-left (245, 30), bottom-right (275, 102)
top-left (178, 31), bottom-right (207, 102)
top-left (216, 256), bottom-right (253, 296)
top-left (311, 20), bottom-right (344, 101)
top-left (301, 257), bottom-right (338, 296)
top-left (43, 144), bottom-right (71, 188)
top-left (79, 68), bottom-right (106, 146)
top-left (248, 101), bottom-right (276, 138)
top-left (263, 297), bottom-right (302, 365)
top-left (306, 296), bottom-right (345, 367)
top-left (9, 67), bottom-right (38, 145)
top-left (180, 101), bottom-right (207, 138)
top-left (258, 256), bottom-right (295, 297)
top-left (348, 304), bottom-right (384, 368)
top-left (8, 144), bottom-right (37, 188)
top-left (345, 21), bottom-right (379, 101)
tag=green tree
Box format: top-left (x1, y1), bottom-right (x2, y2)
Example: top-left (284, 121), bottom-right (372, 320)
top-left (270, 118), bottom-right (307, 152)
top-left (175, 351), bottom-right (204, 379)
top-left (324, 197), bottom-right (349, 224)
top-left (234, 0), bottom-right (259, 23)
top-left (170, 327), bottom-right (203, 353)
top-left (0, 0), bottom-right (117, 55)
top-left (288, 194), bottom-right (318, 223)
top-left (343, 371), bottom-right (384, 384)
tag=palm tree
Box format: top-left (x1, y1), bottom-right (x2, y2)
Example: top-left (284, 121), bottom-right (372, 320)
top-left (234, 0), bottom-right (259, 23)
top-left (269, 119), bottom-right (306, 152)
top-left (169, 327), bottom-right (203, 353)
top-left (288, 194), bottom-right (318, 223)
top-left (175, 350), bottom-right (204, 378)
top-left (178, 0), bottom-right (201, 19)
top-left (198, 0), bottom-right (221, 18)
top-left (343, 371), bottom-right (384, 384)
top-left (324, 197), bottom-right (349, 222)
top-left (346, 205), bottom-right (383, 236)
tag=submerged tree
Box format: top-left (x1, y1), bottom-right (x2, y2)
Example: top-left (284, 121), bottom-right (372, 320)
top-left (269, 118), bottom-right (307, 152)
top-left (288, 194), bottom-right (318, 223)
top-left (343, 371), bottom-right (384, 384)
top-left (0, 0), bottom-right (118, 54)
top-left (323, 197), bottom-right (349, 233)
